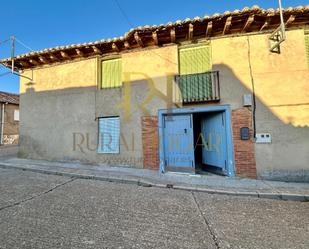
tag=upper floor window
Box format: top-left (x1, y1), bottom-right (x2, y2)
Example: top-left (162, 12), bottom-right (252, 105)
top-left (101, 58), bottom-right (122, 88)
top-left (177, 45), bottom-right (218, 103)
top-left (179, 45), bottom-right (212, 75)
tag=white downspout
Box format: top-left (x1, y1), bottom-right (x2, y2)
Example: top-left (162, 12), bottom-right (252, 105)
top-left (0, 103), bottom-right (4, 145)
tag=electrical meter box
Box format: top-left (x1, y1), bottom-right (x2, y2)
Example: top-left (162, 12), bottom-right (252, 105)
top-left (256, 133), bottom-right (272, 143)
top-left (243, 94), bottom-right (252, 107)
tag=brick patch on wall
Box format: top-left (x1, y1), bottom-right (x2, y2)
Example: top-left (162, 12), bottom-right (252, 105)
top-left (232, 108), bottom-right (257, 179)
top-left (141, 116), bottom-right (159, 170)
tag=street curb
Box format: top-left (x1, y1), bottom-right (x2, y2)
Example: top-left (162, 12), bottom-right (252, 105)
top-left (0, 163), bottom-right (308, 202)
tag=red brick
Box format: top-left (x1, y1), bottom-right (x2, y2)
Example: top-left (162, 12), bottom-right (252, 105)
top-left (231, 108), bottom-right (257, 179)
top-left (141, 116), bottom-right (159, 170)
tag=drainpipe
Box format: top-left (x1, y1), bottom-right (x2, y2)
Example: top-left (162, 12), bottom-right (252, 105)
top-left (0, 103), bottom-right (5, 145)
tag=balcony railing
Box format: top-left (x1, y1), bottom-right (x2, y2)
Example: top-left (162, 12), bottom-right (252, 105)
top-left (175, 71), bottom-right (220, 104)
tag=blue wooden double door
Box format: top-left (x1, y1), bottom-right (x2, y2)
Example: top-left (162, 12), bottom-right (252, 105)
top-left (163, 112), bottom-right (228, 173)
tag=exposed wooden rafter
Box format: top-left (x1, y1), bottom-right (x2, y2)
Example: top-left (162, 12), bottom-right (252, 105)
top-left (92, 46), bottom-right (102, 55)
top-left (19, 61), bottom-right (30, 67)
top-left (223, 16), bottom-right (232, 35)
top-left (49, 54), bottom-right (60, 62)
top-left (29, 59), bottom-right (40, 66)
top-left (188, 23), bottom-right (194, 40)
top-left (124, 41), bottom-right (130, 49)
top-left (112, 43), bottom-right (120, 52)
top-left (285, 15), bottom-right (296, 27)
top-left (134, 32), bottom-right (144, 47)
top-left (152, 31), bottom-right (158, 45)
top-left (38, 56), bottom-right (49, 64)
top-left (60, 51), bottom-right (70, 59)
top-left (243, 15), bottom-right (255, 32)
top-left (170, 28), bottom-right (176, 43)
top-left (260, 14), bottom-right (272, 31)
top-left (206, 21), bottom-right (213, 37)
top-left (75, 48), bottom-right (85, 57)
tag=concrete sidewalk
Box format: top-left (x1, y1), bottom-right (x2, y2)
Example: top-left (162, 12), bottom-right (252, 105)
top-left (0, 157), bottom-right (308, 202)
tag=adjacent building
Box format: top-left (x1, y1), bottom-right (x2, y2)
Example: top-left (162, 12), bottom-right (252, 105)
top-left (0, 91), bottom-right (19, 145)
top-left (1, 6), bottom-right (309, 181)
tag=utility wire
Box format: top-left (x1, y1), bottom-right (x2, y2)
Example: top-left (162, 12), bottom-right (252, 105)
top-left (14, 37), bottom-right (34, 52)
top-left (0, 38), bottom-right (10, 45)
top-left (114, 0), bottom-right (134, 28)
top-left (113, 0), bottom-right (177, 66)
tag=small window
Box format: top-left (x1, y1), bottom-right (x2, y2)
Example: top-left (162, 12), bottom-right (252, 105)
top-left (98, 117), bottom-right (120, 154)
top-left (101, 58), bottom-right (122, 88)
top-left (14, 110), bottom-right (19, 121)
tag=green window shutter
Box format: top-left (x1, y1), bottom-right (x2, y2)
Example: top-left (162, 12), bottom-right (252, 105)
top-left (305, 34), bottom-right (309, 68)
top-left (179, 45), bottom-right (212, 75)
top-left (178, 45), bottom-right (212, 101)
top-left (101, 58), bottom-right (122, 88)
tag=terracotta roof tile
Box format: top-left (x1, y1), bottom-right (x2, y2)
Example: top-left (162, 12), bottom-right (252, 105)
top-left (0, 5), bottom-right (308, 69)
top-left (0, 92), bottom-right (19, 105)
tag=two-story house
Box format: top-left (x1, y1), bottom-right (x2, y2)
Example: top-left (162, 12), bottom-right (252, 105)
top-left (1, 6), bottom-right (309, 181)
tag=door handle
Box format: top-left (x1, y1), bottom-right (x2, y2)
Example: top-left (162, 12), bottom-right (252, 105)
top-left (184, 128), bottom-right (187, 134)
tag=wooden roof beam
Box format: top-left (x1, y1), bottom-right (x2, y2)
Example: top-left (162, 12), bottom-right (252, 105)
top-left (19, 61), bottom-right (31, 67)
top-left (260, 13), bottom-right (275, 31)
top-left (242, 15), bottom-right (255, 32)
top-left (75, 48), bottom-right (85, 57)
top-left (38, 56), bottom-right (49, 64)
top-left (112, 43), bottom-right (120, 52)
top-left (206, 21), bottom-right (213, 37)
top-left (60, 51), bottom-right (70, 59)
top-left (134, 32), bottom-right (144, 47)
top-left (29, 59), bottom-right (40, 66)
top-left (152, 31), bottom-right (158, 45)
top-left (124, 41), bottom-right (130, 49)
top-left (188, 23), bottom-right (194, 40)
top-left (49, 54), bottom-right (60, 62)
top-left (170, 28), bottom-right (176, 43)
top-left (285, 15), bottom-right (296, 27)
top-left (223, 16), bottom-right (232, 35)
top-left (92, 46), bottom-right (102, 55)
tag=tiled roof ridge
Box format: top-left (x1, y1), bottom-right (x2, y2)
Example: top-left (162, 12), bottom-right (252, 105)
top-left (0, 5), bottom-right (308, 65)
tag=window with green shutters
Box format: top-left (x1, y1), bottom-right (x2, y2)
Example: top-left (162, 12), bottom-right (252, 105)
top-left (305, 34), bottom-right (309, 68)
top-left (101, 58), bottom-right (122, 88)
top-left (178, 45), bottom-right (213, 101)
top-left (179, 45), bottom-right (212, 74)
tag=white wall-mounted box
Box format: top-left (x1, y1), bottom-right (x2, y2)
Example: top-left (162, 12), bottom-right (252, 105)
top-left (256, 133), bottom-right (272, 143)
top-left (243, 94), bottom-right (252, 107)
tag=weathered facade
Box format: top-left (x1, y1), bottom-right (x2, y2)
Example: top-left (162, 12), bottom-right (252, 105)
top-left (2, 6), bottom-right (309, 181)
top-left (0, 92), bottom-right (19, 145)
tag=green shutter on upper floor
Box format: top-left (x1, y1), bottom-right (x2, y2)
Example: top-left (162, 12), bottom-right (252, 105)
top-left (179, 45), bottom-right (212, 75)
top-left (101, 58), bottom-right (122, 88)
top-left (178, 45), bottom-right (213, 101)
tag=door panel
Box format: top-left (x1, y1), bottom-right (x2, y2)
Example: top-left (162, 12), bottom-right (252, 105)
top-left (201, 112), bottom-right (227, 169)
top-left (163, 114), bottom-right (195, 171)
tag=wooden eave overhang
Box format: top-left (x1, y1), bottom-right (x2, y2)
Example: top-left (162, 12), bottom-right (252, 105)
top-left (1, 5), bottom-right (309, 70)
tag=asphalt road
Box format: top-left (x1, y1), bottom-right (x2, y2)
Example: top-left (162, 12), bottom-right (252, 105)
top-left (0, 168), bottom-right (308, 249)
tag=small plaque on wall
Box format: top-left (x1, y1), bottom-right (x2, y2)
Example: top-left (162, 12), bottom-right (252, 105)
top-left (240, 127), bottom-right (250, 140)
